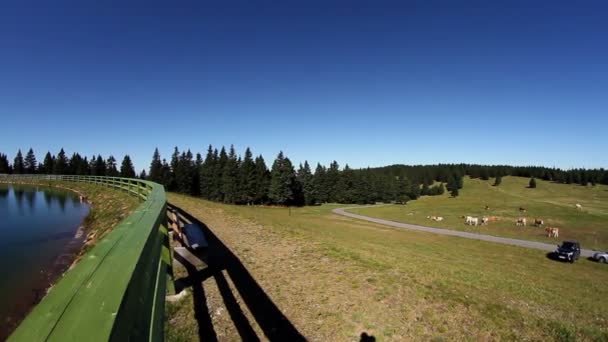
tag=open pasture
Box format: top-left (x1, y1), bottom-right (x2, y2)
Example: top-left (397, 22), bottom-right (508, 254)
top-left (349, 176), bottom-right (608, 250)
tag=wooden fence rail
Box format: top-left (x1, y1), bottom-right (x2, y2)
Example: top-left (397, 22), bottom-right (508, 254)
top-left (1, 174), bottom-right (170, 342)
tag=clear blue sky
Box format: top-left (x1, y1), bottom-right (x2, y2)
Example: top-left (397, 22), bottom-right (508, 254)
top-left (1, 1), bottom-right (607, 172)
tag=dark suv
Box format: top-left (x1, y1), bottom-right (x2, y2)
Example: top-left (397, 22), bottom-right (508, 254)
top-left (555, 241), bottom-right (581, 263)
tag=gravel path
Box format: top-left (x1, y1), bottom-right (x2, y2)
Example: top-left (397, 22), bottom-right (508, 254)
top-left (333, 206), bottom-right (595, 257)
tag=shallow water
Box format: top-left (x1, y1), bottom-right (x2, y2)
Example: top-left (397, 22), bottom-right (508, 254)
top-left (0, 184), bottom-right (90, 337)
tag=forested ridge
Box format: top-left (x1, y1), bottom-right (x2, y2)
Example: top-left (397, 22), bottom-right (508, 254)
top-left (2, 147), bottom-right (607, 206)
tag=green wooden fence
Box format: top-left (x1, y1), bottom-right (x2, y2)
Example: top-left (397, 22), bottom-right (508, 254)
top-left (1, 175), bottom-right (170, 341)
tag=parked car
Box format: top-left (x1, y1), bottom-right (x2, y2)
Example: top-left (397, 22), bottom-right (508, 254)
top-left (591, 250), bottom-right (608, 263)
top-left (554, 241), bottom-right (581, 263)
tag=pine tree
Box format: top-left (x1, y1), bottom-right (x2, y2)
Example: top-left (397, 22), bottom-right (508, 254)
top-left (529, 177), bottom-right (537, 188)
top-left (268, 151), bottom-right (298, 205)
top-left (106, 155), bottom-right (118, 176)
top-left (494, 175), bottom-right (502, 186)
top-left (221, 145), bottom-right (239, 203)
top-left (254, 155), bottom-right (270, 204)
top-left (199, 145), bottom-right (216, 199)
top-left (169, 147), bottom-right (180, 191)
top-left (120, 155), bottom-right (136, 178)
top-left (175, 150), bottom-right (195, 194)
top-left (192, 152), bottom-right (203, 196)
top-left (53, 148), bottom-right (68, 175)
top-left (325, 161), bottom-right (340, 202)
top-left (239, 148), bottom-right (257, 204)
top-left (421, 182), bottom-right (430, 196)
top-left (94, 155), bottom-right (106, 176)
top-left (313, 163), bottom-right (328, 203)
top-left (149, 148), bottom-right (163, 183)
top-left (297, 161), bottom-right (315, 205)
top-left (13, 149), bottom-right (25, 174)
top-left (160, 159), bottom-right (172, 188)
top-left (0, 153), bottom-right (10, 174)
top-left (39, 152), bottom-right (54, 174)
top-left (215, 147), bottom-right (228, 201)
top-left (24, 148), bottom-right (37, 173)
top-left (139, 169), bottom-right (147, 179)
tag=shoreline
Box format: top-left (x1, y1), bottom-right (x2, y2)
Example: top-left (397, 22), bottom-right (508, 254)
top-left (0, 181), bottom-right (93, 340)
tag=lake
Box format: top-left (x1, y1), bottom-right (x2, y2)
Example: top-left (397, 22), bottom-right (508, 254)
top-left (0, 184), bottom-right (90, 338)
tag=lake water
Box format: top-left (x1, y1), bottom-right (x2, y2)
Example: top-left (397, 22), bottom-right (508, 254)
top-left (0, 184), bottom-right (90, 338)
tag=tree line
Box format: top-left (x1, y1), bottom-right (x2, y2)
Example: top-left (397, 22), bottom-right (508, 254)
top-left (2, 147), bottom-right (608, 206)
top-left (0, 148), bottom-right (137, 178)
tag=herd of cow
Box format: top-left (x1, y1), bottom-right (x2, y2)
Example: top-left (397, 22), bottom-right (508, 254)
top-left (427, 204), bottom-right (585, 238)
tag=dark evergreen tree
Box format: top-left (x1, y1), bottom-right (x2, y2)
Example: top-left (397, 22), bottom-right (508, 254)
top-left (106, 155), bottom-right (118, 176)
top-left (13, 149), bottom-right (25, 174)
top-left (94, 155), bottom-right (107, 176)
top-left (139, 169), bottom-right (147, 179)
top-left (325, 161), bottom-right (340, 202)
top-left (169, 147), bottom-right (180, 191)
top-left (149, 148), bottom-right (163, 184)
top-left (40, 152), bottom-right (54, 174)
top-left (239, 148), bottom-right (257, 204)
top-left (199, 145), bottom-right (216, 199)
top-left (268, 151), bottom-right (299, 205)
top-left (24, 148), bottom-right (37, 173)
top-left (313, 163), bottom-right (328, 203)
top-left (120, 155), bottom-right (136, 178)
top-left (221, 145), bottom-right (239, 203)
top-left (297, 161), bottom-right (315, 205)
top-left (254, 155), bottom-right (270, 204)
top-left (529, 177), bottom-right (537, 188)
top-left (192, 152), bottom-right (203, 196)
top-left (494, 175), bottom-right (502, 186)
top-left (0, 153), bottom-right (10, 174)
top-left (53, 148), bottom-right (68, 175)
top-left (160, 159), bottom-right (172, 188)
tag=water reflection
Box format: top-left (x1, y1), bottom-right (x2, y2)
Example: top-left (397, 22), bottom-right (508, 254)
top-left (0, 184), bottom-right (90, 338)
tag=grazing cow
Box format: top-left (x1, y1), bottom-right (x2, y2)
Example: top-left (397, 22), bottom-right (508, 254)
top-left (481, 216), bottom-right (489, 225)
top-left (545, 227), bottom-right (559, 238)
top-left (465, 216), bottom-right (479, 226)
top-left (485, 205), bottom-right (490, 210)
top-left (519, 207), bottom-right (527, 213)
top-left (516, 217), bottom-right (527, 226)
top-left (427, 216), bottom-right (443, 221)
top-left (575, 203), bottom-right (582, 211)
top-left (534, 219), bottom-right (544, 227)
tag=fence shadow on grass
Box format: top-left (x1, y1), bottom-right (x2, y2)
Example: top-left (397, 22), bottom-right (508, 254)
top-left (168, 203), bottom-right (305, 342)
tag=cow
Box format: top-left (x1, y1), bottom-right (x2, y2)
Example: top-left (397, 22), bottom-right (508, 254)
top-left (481, 216), bottom-right (489, 225)
top-left (575, 203), bottom-right (582, 211)
top-left (427, 216), bottom-right (443, 222)
top-left (465, 216), bottom-right (479, 226)
top-left (516, 217), bottom-right (527, 226)
top-left (534, 219), bottom-right (544, 227)
top-left (519, 207), bottom-right (527, 213)
top-left (545, 227), bottom-right (559, 238)
top-left (485, 205), bottom-right (490, 210)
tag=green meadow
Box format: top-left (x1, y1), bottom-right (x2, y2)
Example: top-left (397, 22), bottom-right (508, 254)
top-left (350, 176), bottom-right (608, 250)
top-left (166, 192), bottom-right (608, 341)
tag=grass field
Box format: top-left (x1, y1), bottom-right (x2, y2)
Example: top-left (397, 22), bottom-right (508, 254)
top-left (166, 193), bottom-right (608, 341)
top-left (349, 176), bottom-right (608, 250)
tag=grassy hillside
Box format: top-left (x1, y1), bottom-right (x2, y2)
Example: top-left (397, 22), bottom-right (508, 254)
top-left (350, 176), bottom-right (608, 250)
top-left (166, 194), bottom-right (608, 341)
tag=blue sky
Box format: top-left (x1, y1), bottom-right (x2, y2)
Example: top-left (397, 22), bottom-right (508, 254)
top-left (1, 1), bottom-right (607, 172)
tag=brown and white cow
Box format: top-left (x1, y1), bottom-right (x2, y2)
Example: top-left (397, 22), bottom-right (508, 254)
top-left (516, 217), bottom-right (527, 226)
top-left (545, 227), bottom-right (559, 238)
top-left (534, 219), bottom-right (544, 227)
